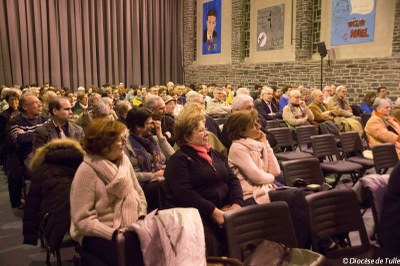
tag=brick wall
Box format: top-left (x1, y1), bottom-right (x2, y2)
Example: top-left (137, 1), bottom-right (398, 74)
top-left (183, 0), bottom-right (400, 104)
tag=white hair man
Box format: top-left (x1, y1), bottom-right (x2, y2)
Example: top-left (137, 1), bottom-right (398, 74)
top-left (255, 87), bottom-right (282, 121)
top-left (282, 90), bottom-right (314, 129)
top-left (365, 98), bottom-right (400, 158)
top-left (206, 87), bottom-right (232, 116)
top-left (144, 94), bottom-right (175, 146)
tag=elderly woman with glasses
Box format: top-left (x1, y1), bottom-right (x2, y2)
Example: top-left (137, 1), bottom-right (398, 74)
top-left (70, 119), bottom-right (147, 265)
top-left (124, 108), bottom-right (175, 212)
top-left (164, 110), bottom-right (244, 256)
top-left (226, 109), bottom-right (281, 205)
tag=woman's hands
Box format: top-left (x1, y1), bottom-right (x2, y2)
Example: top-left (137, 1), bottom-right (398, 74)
top-left (212, 208), bottom-right (225, 226)
top-left (213, 204), bottom-right (242, 226)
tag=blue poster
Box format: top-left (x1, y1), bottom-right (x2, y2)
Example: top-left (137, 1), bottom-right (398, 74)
top-left (202, 0), bottom-right (221, 55)
top-left (331, 0), bottom-right (376, 46)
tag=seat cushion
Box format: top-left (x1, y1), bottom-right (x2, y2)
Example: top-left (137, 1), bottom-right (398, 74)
top-left (275, 152), bottom-right (313, 161)
top-left (320, 161), bottom-right (363, 173)
top-left (348, 156), bottom-right (374, 168)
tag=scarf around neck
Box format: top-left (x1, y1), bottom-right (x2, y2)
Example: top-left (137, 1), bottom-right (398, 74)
top-left (129, 134), bottom-right (165, 172)
top-left (84, 154), bottom-right (141, 228)
top-left (188, 142), bottom-right (212, 165)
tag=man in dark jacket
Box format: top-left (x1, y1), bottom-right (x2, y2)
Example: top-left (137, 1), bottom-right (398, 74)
top-left (33, 97), bottom-right (84, 152)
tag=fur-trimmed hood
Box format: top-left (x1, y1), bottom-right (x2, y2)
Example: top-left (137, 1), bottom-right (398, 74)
top-left (29, 138), bottom-right (85, 172)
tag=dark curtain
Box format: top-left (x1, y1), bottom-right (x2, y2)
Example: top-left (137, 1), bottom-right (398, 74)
top-left (0, 0), bottom-right (183, 89)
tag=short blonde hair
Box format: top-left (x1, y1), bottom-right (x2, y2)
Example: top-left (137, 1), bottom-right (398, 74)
top-left (226, 109), bottom-right (259, 141)
top-left (175, 106), bottom-right (205, 147)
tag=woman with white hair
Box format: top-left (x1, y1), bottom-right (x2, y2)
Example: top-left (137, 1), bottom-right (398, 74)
top-left (365, 98), bottom-right (400, 159)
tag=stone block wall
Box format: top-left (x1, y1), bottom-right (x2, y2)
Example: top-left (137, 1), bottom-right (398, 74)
top-left (183, 0), bottom-right (400, 104)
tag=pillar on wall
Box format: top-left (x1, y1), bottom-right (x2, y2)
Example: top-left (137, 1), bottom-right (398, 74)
top-left (392, 0), bottom-right (400, 55)
top-left (295, 0), bottom-right (313, 60)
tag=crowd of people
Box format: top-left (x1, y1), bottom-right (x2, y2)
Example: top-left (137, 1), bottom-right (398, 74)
top-left (1, 81), bottom-right (400, 262)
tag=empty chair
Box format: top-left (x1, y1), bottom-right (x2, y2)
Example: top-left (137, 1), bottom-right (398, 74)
top-left (340, 131), bottom-right (374, 174)
top-left (281, 157), bottom-right (325, 186)
top-left (268, 127), bottom-right (313, 161)
top-left (295, 125), bottom-right (318, 154)
top-left (306, 189), bottom-right (381, 260)
top-left (310, 134), bottom-right (363, 187)
top-left (371, 143), bottom-right (399, 174)
top-left (224, 202), bottom-right (298, 261)
top-left (265, 119), bottom-right (280, 129)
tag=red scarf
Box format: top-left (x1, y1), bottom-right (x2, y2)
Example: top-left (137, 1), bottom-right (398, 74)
top-left (189, 142), bottom-right (212, 165)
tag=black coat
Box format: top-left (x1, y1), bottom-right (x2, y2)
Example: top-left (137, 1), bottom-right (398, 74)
top-left (379, 162), bottom-right (400, 256)
top-left (255, 100), bottom-right (282, 121)
top-left (164, 145), bottom-right (244, 221)
top-left (23, 139), bottom-right (84, 252)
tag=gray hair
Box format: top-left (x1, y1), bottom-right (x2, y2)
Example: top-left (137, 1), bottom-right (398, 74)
top-left (373, 98), bottom-right (391, 111)
top-left (236, 87), bottom-right (250, 96)
top-left (311, 89), bottom-right (323, 100)
top-left (231, 94), bottom-right (253, 111)
top-left (186, 91), bottom-right (200, 103)
top-left (143, 94), bottom-right (163, 110)
top-left (260, 87), bottom-right (273, 96)
top-left (288, 89), bottom-right (300, 99)
top-left (336, 85), bottom-right (346, 93)
top-left (92, 101), bottom-right (110, 118)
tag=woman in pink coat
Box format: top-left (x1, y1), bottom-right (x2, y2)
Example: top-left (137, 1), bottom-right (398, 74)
top-left (226, 109), bottom-right (281, 205)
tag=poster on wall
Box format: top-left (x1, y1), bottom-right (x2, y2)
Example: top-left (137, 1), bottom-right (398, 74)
top-left (202, 0), bottom-right (221, 55)
top-left (331, 0), bottom-right (376, 46)
top-left (256, 4), bottom-right (285, 52)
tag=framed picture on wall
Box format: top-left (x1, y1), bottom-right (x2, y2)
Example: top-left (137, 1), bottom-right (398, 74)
top-left (202, 0), bottom-right (221, 55)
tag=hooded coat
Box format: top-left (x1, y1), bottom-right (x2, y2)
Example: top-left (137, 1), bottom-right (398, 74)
top-left (23, 138), bottom-right (84, 252)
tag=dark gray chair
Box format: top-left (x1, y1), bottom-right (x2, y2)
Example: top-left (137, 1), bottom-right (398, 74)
top-left (268, 127), bottom-right (313, 161)
top-left (306, 189), bottom-right (381, 260)
top-left (295, 125), bottom-right (318, 154)
top-left (265, 119), bottom-right (280, 129)
top-left (371, 143), bottom-right (399, 174)
top-left (310, 134), bottom-right (363, 187)
top-left (224, 202), bottom-right (298, 261)
top-left (281, 157), bottom-right (325, 186)
top-left (339, 131), bottom-right (374, 175)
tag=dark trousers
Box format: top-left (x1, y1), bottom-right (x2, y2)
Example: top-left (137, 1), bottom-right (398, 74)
top-left (203, 219), bottom-right (227, 257)
top-left (6, 155), bottom-right (25, 208)
top-left (82, 231), bottom-right (144, 266)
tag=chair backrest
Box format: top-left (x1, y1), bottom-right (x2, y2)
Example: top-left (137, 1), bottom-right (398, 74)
top-left (310, 134), bottom-right (340, 160)
top-left (339, 131), bottom-right (364, 156)
top-left (224, 202), bottom-right (298, 260)
top-left (268, 127), bottom-right (295, 150)
top-left (372, 143), bottom-right (399, 174)
top-left (281, 158), bottom-right (325, 186)
top-left (305, 189), bottom-right (370, 254)
top-left (265, 120), bottom-right (280, 129)
top-left (296, 125), bottom-right (318, 152)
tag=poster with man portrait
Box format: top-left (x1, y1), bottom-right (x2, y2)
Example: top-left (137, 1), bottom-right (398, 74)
top-left (202, 0), bottom-right (221, 55)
